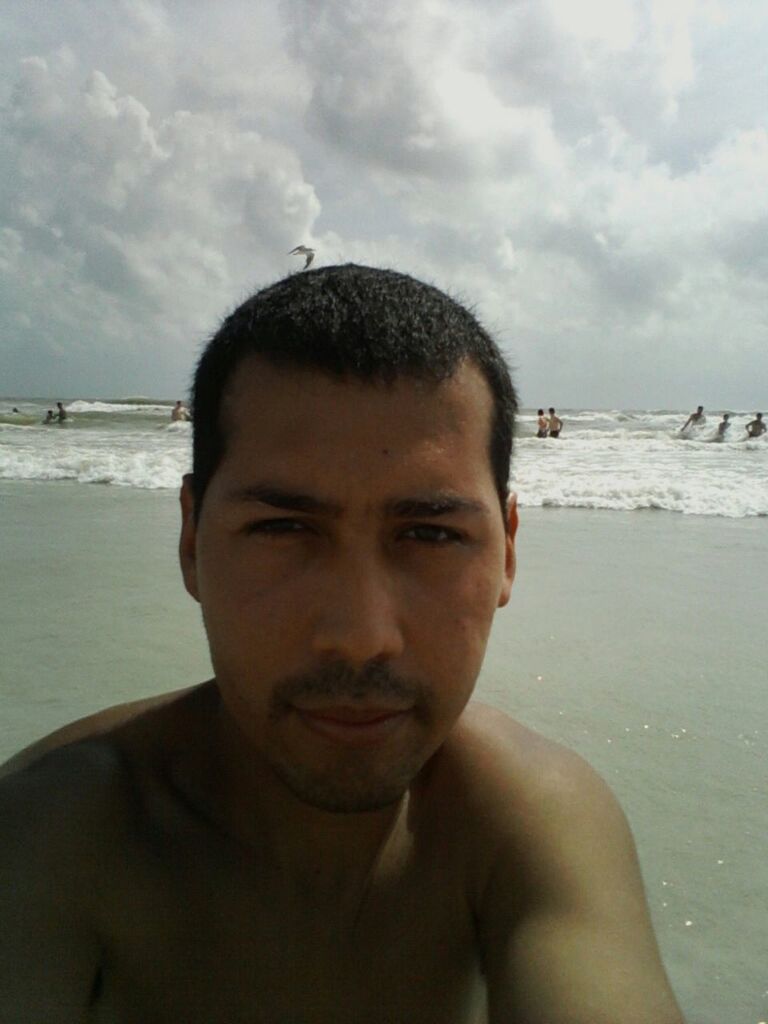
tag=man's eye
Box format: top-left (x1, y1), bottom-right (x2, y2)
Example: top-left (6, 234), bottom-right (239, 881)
top-left (403, 524), bottom-right (462, 544)
top-left (246, 518), bottom-right (307, 535)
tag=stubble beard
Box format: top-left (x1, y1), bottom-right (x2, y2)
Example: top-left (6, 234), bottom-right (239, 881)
top-left (266, 661), bottom-right (435, 814)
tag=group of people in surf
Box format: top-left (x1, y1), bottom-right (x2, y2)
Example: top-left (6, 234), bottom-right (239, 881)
top-left (680, 405), bottom-right (765, 441)
top-left (535, 407), bottom-right (563, 438)
top-left (42, 402), bottom-right (67, 424)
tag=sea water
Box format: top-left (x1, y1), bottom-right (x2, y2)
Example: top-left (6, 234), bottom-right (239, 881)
top-left (0, 398), bottom-right (189, 489)
top-left (1, 399), bottom-right (766, 516)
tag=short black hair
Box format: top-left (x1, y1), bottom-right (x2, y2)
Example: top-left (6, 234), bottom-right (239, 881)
top-left (190, 264), bottom-right (517, 520)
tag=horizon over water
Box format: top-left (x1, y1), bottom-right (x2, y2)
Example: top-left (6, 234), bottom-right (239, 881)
top-left (1, 396), bottom-right (766, 517)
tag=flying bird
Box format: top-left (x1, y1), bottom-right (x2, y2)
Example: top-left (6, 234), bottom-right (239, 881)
top-left (289, 245), bottom-right (315, 269)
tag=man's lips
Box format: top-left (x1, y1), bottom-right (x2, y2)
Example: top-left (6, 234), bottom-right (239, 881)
top-left (296, 704), bottom-right (409, 723)
top-left (293, 705), bottom-right (411, 743)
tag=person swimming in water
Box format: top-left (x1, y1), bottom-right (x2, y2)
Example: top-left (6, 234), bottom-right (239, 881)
top-left (680, 405), bottom-right (705, 433)
top-left (547, 407), bottom-right (562, 438)
top-left (536, 409), bottom-right (548, 438)
top-left (171, 400), bottom-right (190, 422)
top-left (715, 414), bottom-right (730, 441)
top-left (745, 412), bottom-right (765, 438)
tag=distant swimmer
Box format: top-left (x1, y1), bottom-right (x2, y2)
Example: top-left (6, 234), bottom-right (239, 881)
top-left (536, 408), bottom-right (548, 438)
top-left (56, 401), bottom-right (67, 422)
top-left (548, 407), bottom-right (562, 438)
top-left (12, 407), bottom-right (20, 414)
top-left (171, 400), bottom-right (190, 422)
top-left (680, 405), bottom-right (705, 433)
top-left (745, 412), bottom-right (766, 438)
top-left (289, 245), bottom-right (315, 269)
top-left (43, 410), bottom-right (55, 424)
top-left (715, 414), bottom-right (730, 440)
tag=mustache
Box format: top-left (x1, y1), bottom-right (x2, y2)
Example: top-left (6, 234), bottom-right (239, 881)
top-left (271, 661), bottom-right (430, 710)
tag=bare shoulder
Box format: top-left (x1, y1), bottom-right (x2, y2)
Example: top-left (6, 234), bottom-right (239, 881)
top-left (445, 701), bottom-right (641, 904)
top-left (0, 682), bottom-right (205, 780)
top-left (0, 737), bottom-right (144, 1021)
top-left (0, 738), bottom-right (133, 947)
top-left (443, 701), bottom-right (619, 835)
top-left (447, 705), bottom-right (684, 1022)
top-left (0, 683), bottom-right (220, 904)
top-left (0, 685), bottom-right (216, 889)
top-left (0, 732), bottom-right (135, 840)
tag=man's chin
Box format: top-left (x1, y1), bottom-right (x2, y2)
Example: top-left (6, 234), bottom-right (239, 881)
top-left (269, 760), bottom-right (414, 814)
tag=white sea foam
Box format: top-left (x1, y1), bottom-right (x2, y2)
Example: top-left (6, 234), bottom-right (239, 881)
top-left (0, 404), bottom-right (190, 489)
top-left (512, 427), bottom-right (767, 517)
top-left (65, 399), bottom-right (171, 415)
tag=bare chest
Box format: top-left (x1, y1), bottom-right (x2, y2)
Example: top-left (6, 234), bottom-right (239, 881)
top-left (91, 837), bottom-right (485, 1024)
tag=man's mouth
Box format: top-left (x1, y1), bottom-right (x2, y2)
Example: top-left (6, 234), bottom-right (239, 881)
top-left (293, 704), bottom-right (411, 744)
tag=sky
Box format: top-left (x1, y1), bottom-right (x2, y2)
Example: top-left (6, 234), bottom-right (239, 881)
top-left (0, 0), bottom-right (766, 409)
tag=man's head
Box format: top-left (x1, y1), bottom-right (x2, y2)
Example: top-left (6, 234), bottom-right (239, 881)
top-left (697, 405), bottom-right (704, 413)
top-left (548, 407), bottom-right (555, 415)
top-left (189, 264), bottom-right (517, 522)
top-left (180, 265), bottom-right (518, 814)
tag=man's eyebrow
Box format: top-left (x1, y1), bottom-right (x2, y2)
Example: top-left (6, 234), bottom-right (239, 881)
top-left (223, 485), bottom-right (342, 515)
top-left (389, 495), bottom-right (490, 518)
top-left (223, 486), bottom-right (489, 518)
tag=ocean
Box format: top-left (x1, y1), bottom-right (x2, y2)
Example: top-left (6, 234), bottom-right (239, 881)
top-left (1, 395), bottom-right (767, 1023)
top-left (1, 398), bottom-right (766, 515)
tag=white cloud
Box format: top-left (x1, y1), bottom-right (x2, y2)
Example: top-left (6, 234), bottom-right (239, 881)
top-left (0, 42), bottom-right (321, 394)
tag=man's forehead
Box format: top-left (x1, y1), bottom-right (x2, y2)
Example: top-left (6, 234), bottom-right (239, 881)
top-left (221, 354), bottom-right (493, 423)
top-left (208, 359), bottom-right (504, 518)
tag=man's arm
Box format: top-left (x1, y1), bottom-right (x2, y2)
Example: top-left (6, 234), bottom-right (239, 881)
top-left (0, 749), bottom-right (109, 1023)
top-left (476, 735), bottom-right (684, 1024)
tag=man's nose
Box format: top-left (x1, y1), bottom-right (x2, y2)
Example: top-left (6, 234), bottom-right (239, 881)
top-left (309, 551), bottom-right (405, 666)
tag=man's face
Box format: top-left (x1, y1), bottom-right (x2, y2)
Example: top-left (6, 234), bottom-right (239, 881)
top-left (180, 356), bottom-right (516, 813)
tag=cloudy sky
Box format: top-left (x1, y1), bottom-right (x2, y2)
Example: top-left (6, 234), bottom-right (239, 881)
top-left (1, 0), bottom-right (765, 408)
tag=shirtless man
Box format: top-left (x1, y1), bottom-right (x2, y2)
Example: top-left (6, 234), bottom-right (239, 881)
top-left (745, 412), bottom-right (765, 438)
top-left (171, 399), bottom-right (189, 422)
top-left (715, 413), bottom-right (730, 440)
top-left (0, 265), bottom-right (683, 1024)
top-left (680, 405), bottom-right (705, 433)
top-left (547, 406), bottom-right (562, 438)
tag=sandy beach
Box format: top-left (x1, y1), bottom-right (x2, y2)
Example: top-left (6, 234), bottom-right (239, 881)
top-left (1, 479), bottom-right (766, 1023)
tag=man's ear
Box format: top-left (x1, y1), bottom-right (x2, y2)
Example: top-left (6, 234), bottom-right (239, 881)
top-left (179, 474), bottom-right (200, 603)
top-left (498, 494), bottom-right (518, 608)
